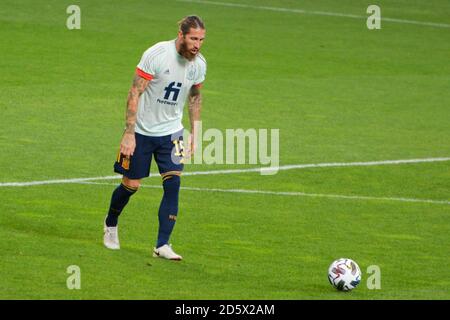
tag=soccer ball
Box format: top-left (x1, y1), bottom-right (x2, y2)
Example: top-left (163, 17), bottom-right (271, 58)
top-left (328, 258), bottom-right (362, 291)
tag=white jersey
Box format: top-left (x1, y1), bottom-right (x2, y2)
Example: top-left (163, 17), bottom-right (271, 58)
top-left (135, 39), bottom-right (206, 137)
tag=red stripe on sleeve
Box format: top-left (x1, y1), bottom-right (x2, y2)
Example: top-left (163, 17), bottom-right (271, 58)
top-left (193, 83), bottom-right (203, 89)
top-left (135, 67), bottom-right (154, 80)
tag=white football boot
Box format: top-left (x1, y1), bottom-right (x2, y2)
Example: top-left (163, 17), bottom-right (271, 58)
top-left (103, 220), bottom-right (120, 250)
top-left (153, 244), bottom-right (182, 261)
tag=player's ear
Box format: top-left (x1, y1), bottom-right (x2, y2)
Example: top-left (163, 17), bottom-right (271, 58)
top-left (177, 30), bottom-right (183, 39)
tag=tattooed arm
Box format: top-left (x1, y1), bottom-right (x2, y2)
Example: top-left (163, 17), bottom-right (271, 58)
top-left (187, 84), bottom-right (203, 154)
top-left (120, 74), bottom-right (149, 156)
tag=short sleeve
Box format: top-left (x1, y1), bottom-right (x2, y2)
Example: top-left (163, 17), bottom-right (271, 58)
top-left (136, 44), bottom-right (165, 79)
top-left (194, 57), bottom-right (207, 86)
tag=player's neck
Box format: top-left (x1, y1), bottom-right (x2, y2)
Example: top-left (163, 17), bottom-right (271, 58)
top-left (175, 38), bottom-right (185, 59)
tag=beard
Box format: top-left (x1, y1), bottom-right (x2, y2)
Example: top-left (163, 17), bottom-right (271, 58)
top-left (178, 39), bottom-right (197, 61)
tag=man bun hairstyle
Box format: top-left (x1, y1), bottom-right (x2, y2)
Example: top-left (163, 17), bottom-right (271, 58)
top-left (178, 15), bottom-right (205, 35)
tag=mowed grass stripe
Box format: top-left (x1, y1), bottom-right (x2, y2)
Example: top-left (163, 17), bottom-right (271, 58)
top-left (77, 182), bottom-right (450, 205)
top-left (177, 0), bottom-right (450, 28)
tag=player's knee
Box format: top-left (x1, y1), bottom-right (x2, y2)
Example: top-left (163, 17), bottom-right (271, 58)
top-left (122, 177), bottom-right (141, 190)
top-left (161, 174), bottom-right (180, 191)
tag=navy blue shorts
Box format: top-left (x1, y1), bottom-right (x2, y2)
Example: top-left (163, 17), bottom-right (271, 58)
top-left (114, 130), bottom-right (184, 179)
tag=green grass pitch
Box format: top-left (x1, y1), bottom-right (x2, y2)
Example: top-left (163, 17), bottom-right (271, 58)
top-left (0, 0), bottom-right (449, 299)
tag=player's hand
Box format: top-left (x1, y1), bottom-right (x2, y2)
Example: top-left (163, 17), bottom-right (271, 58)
top-left (120, 132), bottom-right (136, 157)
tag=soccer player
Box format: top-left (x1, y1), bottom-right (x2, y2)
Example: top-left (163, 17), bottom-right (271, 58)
top-left (103, 16), bottom-right (206, 261)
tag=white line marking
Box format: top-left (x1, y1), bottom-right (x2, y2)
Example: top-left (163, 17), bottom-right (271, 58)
top-left (177, 0), bottom-right (450, 29)
top-left (0, 157), bottom-right (449, 187)
top-left (79, 181), bottom-right (450, 205)
top-left (0, 176), bottom-right (121, 187)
